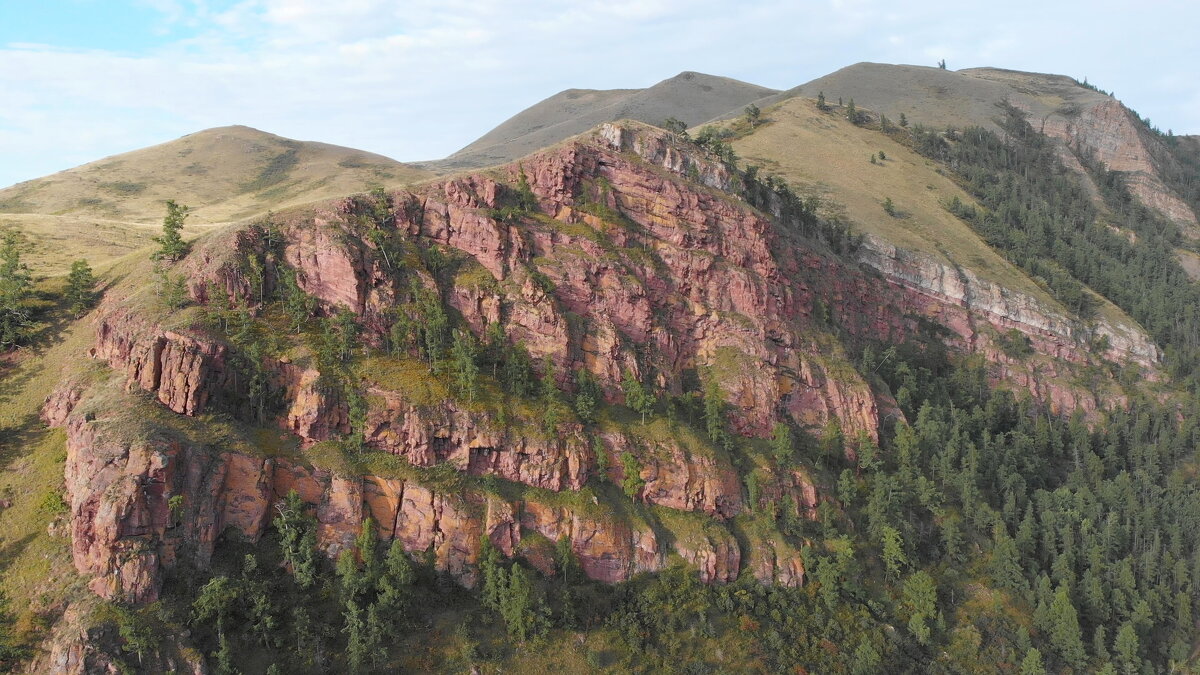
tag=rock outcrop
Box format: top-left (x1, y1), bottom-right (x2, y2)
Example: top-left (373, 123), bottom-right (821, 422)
top-left (1042, 99), bottom-right (1199, 234)
top-left (49, 378), bottom-right (795, 605)
top-left (53, 118), bottom-right (1166, 609)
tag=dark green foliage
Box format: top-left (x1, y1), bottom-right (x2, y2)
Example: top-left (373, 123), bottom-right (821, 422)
top-left (996, 327), bottom-right (1034, 358)
top-left (539, 359), bottom-right (570, 434)
top-left (0, 233), bottom-right (32, 350)
top-left (915, 103), bottom-right (1200, 384)
top-left (816, 91), bottom-right (827, 111)
top-left (152, 199), bottom-right (189, 262)
top-left (693, 126), bottom-right (737, 164)
top-left (64, 259), bottom-right (96, 317)
top-left (770, 422), bottom-right (794, 466)
top-left (500, 341), bottom-right (538, 398)
top-left (451, 329), bottom-right (481, 402)
top-left (621, 370), bottom-right (655, 424)
top-left (489, 167), bottom-right (539, 222)
top-left (661, 117), bottom-right (689, 136)
top-left (154, 264), bottom-right (188, 310)
top-left (278, 267), bottom-right (316, 334)
top-left (744, 103), bottom-right (761, 127)
top-left (274, 491), bottom-right (319, 588)
top-left (882, 197), bottom-right (896, 216)
top-left (738, 165), bottom-right (857, 254)
top-left (620, 452), bottom-right (644, 499)
top-left (573, 368), bottom-right (601, 424)
top-left (479, 536), bottom-right (549, 643)
top-left (224, 303), bottom-right (282, 424)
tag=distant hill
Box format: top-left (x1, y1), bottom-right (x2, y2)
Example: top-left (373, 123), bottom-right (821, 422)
top-left (784, 62), bottom-right (1110, 132)
top-left (429, 71), bottom-right (778, 170)
top-left (783, 63), bottom-right (1199, 232)
top-left (0, 126), bottom-right (431, 272)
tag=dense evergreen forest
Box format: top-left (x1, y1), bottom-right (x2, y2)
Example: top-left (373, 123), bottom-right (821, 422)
top-left (77, 103), bottom-right (1200, 674)
top-left (913, 103), bottom-right (1200, 387)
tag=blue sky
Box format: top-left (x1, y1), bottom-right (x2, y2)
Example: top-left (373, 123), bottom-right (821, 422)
top-left (1, 0), bottom-right (1197, 189)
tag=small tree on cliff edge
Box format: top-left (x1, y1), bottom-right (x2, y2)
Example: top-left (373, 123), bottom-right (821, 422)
top-left (153, 200), bottom-right (190, 262)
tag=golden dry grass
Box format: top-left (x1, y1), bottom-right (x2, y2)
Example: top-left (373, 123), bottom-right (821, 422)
top-left (730, 98), bottom-right (1056, 300)
top-left (0, 125), bottom-right (432, 274)
top-left (728, 97), bottom-right (1149, 337)
top-left (0, 304), bottom-right (97, 644)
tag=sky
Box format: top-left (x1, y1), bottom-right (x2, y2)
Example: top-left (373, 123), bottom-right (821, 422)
top-left (1, 0), bottom-right (1197, 189)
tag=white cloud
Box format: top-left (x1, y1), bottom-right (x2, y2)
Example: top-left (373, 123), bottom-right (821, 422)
top-left (0, 0), bottom-right (1197, 189)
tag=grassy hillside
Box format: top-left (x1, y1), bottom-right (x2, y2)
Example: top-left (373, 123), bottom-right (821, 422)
top-left (0, 126), bottom-right (431, 273)
top-left (728, 97), bottom-right (1061, 305)
top-left (433, 71), bottom-right (777, 170)
top-left (0, 278), bottom-right (99, 653)
top-left (785, 62), bottom-right (1111, 133)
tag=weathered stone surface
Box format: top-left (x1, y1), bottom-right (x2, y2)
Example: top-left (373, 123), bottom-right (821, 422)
top-left (1041, 98), bottom-right (1199, 233)
top-left (59, 118), bottom-right (1177, 612)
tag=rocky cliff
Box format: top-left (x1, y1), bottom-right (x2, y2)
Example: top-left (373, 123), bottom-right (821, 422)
top-left (47, 119), bottom-right (1160, 607)
top-left (46, 375), bottom-right (797, 604)
top-left (1041, 99), bottom-right (1199, 234)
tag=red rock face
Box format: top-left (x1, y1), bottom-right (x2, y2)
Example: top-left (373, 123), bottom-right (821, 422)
top-left (51, 388), bottom-right (785, 603)
top-left (1041, 99), bottom-right (1199, 233)
top-left (91, 308), bottom-right (238, 417)
top-left (363, 387), bottom-right (591, 491)
top-left (88, 122), bottom-right (1156, 447)
top-left (59, 120), bottom-right (1166, 606)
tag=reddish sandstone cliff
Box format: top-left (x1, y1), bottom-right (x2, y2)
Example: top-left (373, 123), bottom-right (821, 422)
top-left (50, 119), bottom-right (1164, 607)
top-left (47, 378), bottom-right (784, 604)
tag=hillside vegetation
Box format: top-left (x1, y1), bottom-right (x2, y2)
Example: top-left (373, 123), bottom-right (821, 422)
top-left (0, 126), bottom-right (430, 273)
top-left (1, 62), bottom-right (1199, 674)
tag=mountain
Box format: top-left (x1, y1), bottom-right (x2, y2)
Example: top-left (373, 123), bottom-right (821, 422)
top-left (3, 62), bottom-right (1200, 673)
top-left (428, 71), bottom-right (778, 170)
top-left (786, 62), bottom-right (1200, 233)
top-left (0, 126), bottom-right (431, 272)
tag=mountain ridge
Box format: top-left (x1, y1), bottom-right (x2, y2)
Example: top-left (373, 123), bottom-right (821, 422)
top-left (424, 70), bottom-right (778, 171)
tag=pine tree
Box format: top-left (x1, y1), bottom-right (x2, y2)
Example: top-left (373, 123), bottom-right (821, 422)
top-left (620, 452), bottom-right (645, 499)
top-left (274, 490), bottom-right (318, 588)
top-left (1018, 648), bottom-right (1046, 675)
top-left (499, 565), bottom-right (548, 643)
top-left (744, 103), bottom-right (761, 128)
top-left (881, 526), bottom-right (908, 580)
top-left (0, 233), bottom-right (31, 349)
top-left (153, 199), bottom-right (190, 262)
top-left (279, 267), bottom-right (316, 334)
top-left (989, 523), bottom-right (1027, 594)
top-left (64, 259), bottom-right (96, 317)
top-left (622, 370), bottom-right (655, 424)
top-left (771, 422), bottom-right (794, 466)
top-left (376, 540), bottom-right (415, 620)
top-left (703, 376), bottom-right (726, 445)
top-left (1114, 622), bottom-right (1140, 674)
top-left (451, 329), bottom-right (480, 401)
top-left (817, 91), bottom-right (828, 111)
top-left (1047, 585), bottom-right (1087, 670)
top-left (662, 117), bottom-right (688, 136)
